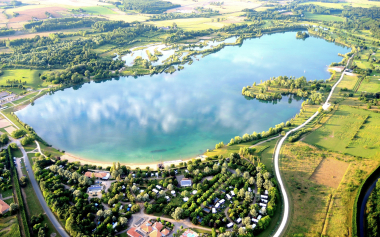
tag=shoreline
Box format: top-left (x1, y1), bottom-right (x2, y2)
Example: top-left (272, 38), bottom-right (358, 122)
top-left (61, 152), bottom-right (207, 171)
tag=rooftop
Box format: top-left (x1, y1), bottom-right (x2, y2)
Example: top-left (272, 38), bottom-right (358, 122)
top-left (127, 227), bottom-right (143, 237)
top-left (0, 199), bottom-right (10, 214)
top-left (149, 230), bottom-right (162, 237)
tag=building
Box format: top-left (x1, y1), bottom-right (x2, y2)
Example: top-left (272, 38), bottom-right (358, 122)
top-left (0, 199), bottom-right (10, 214)
top-left (141, 221), bottom-right (153, 233)
top-left (149, 230), bottom-right (162, 237)
top-left (161, 229), bottom-right (170, 236)
top-left (153, 222), bottom-right (163, 232)
top-left (180, 178), bottom-right (192, 187)
top-left (87, 185), bottom-right (103, 194)
top-left (84, 171), bottom-right (110, 180)
top-left (127, 227), bottom-right (143, 237)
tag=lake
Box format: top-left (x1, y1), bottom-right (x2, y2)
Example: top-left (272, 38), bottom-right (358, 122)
top-left (16, 32), bottom-right (350, 164)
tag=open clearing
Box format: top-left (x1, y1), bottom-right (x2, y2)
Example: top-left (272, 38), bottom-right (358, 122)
top-left (71, 6), bottom-right (116, 15)
top-left (357, 76), bottom-right (380, 93)
top-left (310, 158), bottom-right (349, 188)
top-left (0, 69), bottom-right (45, 89)
top-left (281, 142), bottom-right (379, 236)
top-left (7, 6), bottom-right (66, 22)
top-left (0, 119), bottom-right (12, 128)
top-left (303, 105), bottom-right (380, 158)
top-left (4, 126), bottom-right (16, 134)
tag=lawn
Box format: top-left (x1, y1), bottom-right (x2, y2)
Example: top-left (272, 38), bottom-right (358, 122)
top-left (0, 69), bottom-right (46, 90)
top-left (357, 76), bottom-right (380, 93)
top-left (11, 147), bottom-right (23, 158)
top-left (39, 143), bottom-right (64, 158)
top-left (150, 18), bottom-right (225, 30)
top-left (298, 2), bottom-right (347, 9)
top-left (0, 215), bottom-right (20, 237)
top-left (92, 44), bottom-right (116, 54)
top-left (303, 105), bottom-right (380, 158)
top-left (4, 197), bottom-right (14, 205)
top-left (0, 189), bottom-right (13, 198)
top-left (303, 12), bottom-right (344, 22)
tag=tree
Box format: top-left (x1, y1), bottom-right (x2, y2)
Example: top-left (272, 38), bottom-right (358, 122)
top-left (242, 217), bottom-right (251, 227)
top-left (245, 191), bottom-right (253, 202)
top-left (73, 190), bottom-right (82, 197)
top-left (258, 216), bottom-right (271, 230)
top-left (131, 185), bottom-right (138, 193)
top-left (238, 188), bottom-right (245, 198)
top-left (9, 203), bottom-right (18, 213)
top-left (239, 227), bottom-right (246, 235)
top-left (250, 208), bottom-right (257, 217)
top-left (19, 176), bottom-right (28, 187)
top-left (119, 217), bottom-right (128, 226)
top-left (204, 167), bottom-right (210, 173)
top-left (243, 171), bottom-right (250, 180)
top-left (167, 184), bottom-right (174, 190)
top-left (211, 228), bottom-right (216, 237)
top-left (248, 177), bottom-right (255, 185)
top-left (171, 207), bottom-right (183, 220)
top-left (235, 169), bottom-right (241, 176)
top-left (96, 210), bottom-right (104, 217)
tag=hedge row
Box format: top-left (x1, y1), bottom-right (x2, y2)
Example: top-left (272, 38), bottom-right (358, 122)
top-left (8, 146), bottom-right (31, 237)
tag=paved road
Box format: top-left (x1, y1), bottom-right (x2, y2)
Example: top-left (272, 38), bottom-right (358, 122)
top-left (272, 55), bottom-right (354, 237)
top-left (15, 140), bottom-right (69, 237)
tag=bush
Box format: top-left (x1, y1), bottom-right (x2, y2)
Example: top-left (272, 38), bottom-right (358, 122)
top-left (21, 136), bottom-right (34, 146)
top-left (11, 129), bottom-right (27, 139)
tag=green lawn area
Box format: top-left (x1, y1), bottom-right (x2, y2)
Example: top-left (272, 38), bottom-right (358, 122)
top-left (39, 143), bottom-right (64, 158)
top-left (23, 143), bottom-right (37, 152)
top-left (354, 60), bottom-right (371, 69)
top-left (3, 197), bottom-right (14, 205)
top-left (303, 12), bottom-right (344, 22)
top-left (303, 105), bottom-right (380, 158)
top-left (73, 6), bottom-right (116, 15)
top-left (0, 215), bottom-right (20, 237)
top-left (151, 18), bottom-right (224, 30)
top-left (357, 76), bottom-right (380, 93)
top-left (12, 92), bottom-right (39, 106)
top-left (0, 69), bottom-right (46, 90)
top-left (92, 44), bottom-right (115, 54)
top-left (258, 139), bottom-right (278, 173)
top-left (0, 188), bottom-right (13, 198)
top-left (11, 147), bottom-right (23, 158)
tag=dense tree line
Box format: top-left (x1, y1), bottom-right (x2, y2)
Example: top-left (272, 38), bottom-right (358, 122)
top-left (366, 181), bottom-right (380, 237)
top-left (119, 0), bottom-right (180, 14)
top-left (0, 28), bottom-right (15, 36)
top-left (24, 18), bottom-right (101, 32)
top-left (149, 12), bottom-right (219, 21)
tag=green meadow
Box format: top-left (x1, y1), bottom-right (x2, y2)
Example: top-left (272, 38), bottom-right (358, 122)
top-left (304, 105), bottom-right (380, 158)
top-left (303, 12), bottom-right (344, 22)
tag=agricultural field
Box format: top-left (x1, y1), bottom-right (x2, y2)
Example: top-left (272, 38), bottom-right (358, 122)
top-left (298, 2), bottom-right (347, 9)
top-left (303, 105), bottom-right (380, 158)
top-left (0, 216), bottom-right (20, 237)
top-left (70, 6), bottom-right (117, 15)
top-left (281, 142), bottom-right (380, 236)
top-left (358, 76), bottom-right (380, 93)
top-left (337, 74), bottom-right (358, 91)
top-left (303, 12), bottom-right (344, 22)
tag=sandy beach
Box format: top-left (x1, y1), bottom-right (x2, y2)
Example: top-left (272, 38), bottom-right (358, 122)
top-left (61, 153), bottom-right (207, 171)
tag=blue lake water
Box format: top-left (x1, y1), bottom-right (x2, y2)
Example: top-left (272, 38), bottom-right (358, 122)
top-left (16, 32), bottom-right (350, 164)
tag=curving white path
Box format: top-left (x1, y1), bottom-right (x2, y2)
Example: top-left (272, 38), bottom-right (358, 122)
top-left (272, 55), bottom-right (354, 237)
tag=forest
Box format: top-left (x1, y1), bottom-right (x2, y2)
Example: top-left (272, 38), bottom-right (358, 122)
top-left (119, 0), bottom-right (180, 14)
top-left (366, 181), bottom-right (380, 236)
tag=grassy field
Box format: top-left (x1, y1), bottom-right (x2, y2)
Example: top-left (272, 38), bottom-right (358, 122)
top-left (357, 76), bottom-right (380, 93)
top-left (150, 18), bottom-right (226, 30)
top-left (303, 12), bottom-right (344, 22)
top-left (39, 143), bottom-right (64, 158)
top-left (92, 44), bottom-right (116, 54)
top-left (12, 147), bottom-right (23, 158)
top-left (0, 69), bottom-right (45, 90)
top-left (337, 74), bottom-right (358, 90)
top-left (258, 139), bottom-right (278, 173)
top-left (72, 6), bottom-right (116, 15)
top-left (281, 142), bottom-right (380, 236)
top-left (303, 105), bottom-right (380, 158)
top-left (0, 215), bottom-right (20, 237)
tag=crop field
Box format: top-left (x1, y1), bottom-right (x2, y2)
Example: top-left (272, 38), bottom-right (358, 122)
top-left (6, 6), bottom-right (66, 22)
top-left (0, 69), bottom-right (45, 90)
top-left (303, 12), bottom-right (344, 22)
top-left (357, 76), bottom-right (380, 93)
top-left (168, 0), bottom-right (262, 14)
top-left (337, 74), bottom-right (358, 90)
top-left (0, 216), bottom-right (20, 237)
top-left (303, 105), bottom-right (380, 158)
top-left (310, 158), bottom-right (349, 188)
